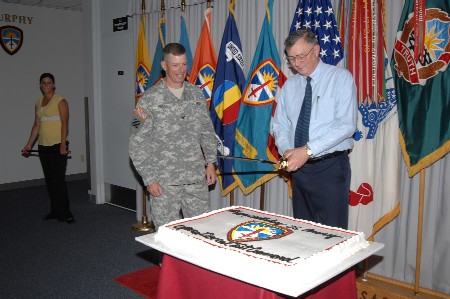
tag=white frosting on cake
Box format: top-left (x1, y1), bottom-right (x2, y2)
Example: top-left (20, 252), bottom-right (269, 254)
top-left (154, 206), bottom-right (369, 285)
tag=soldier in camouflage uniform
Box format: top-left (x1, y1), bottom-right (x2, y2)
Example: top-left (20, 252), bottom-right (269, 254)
top-left (129, 43), bottom-right (217, 229)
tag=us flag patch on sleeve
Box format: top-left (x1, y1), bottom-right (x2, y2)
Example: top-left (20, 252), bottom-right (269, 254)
top-left (134, 106), bottom-right (149, 121)
top-left (130, 106), bottom-right (149, 134)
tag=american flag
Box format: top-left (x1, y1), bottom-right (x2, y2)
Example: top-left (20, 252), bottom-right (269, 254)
top-left (290, 0), bottom-right (343, 66)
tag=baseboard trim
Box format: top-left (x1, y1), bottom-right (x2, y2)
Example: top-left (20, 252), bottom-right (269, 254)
top-left (356, 271), bottom-right (450, 299)
top-left (0, 173), bottom-right (87, 191)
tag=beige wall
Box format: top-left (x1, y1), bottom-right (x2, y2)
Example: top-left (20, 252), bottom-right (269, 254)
top-left (0, 3), bottom-right (86, 184)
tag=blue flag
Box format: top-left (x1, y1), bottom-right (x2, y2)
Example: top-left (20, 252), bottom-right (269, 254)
top-left (233, 0), bottom-right (283, 195)
top-left (290, 0), bottom-right (343, 65)
top-left (179, 14), bottom-right (193, 76)
top-left (149, 16), bottom-right (165, 86)
top-left (210, 3), bottom-right (245, 196)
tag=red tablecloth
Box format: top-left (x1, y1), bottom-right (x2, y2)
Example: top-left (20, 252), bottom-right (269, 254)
top-left (156, 255), bottom-right (357, 299)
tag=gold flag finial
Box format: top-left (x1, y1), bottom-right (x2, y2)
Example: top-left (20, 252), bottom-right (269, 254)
top-left (181, 0), bottom-right (186, 12)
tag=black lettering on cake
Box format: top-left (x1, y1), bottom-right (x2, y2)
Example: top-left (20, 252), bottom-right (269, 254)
top-left (173, 224), bottom-right (300, 263)
top-left (301, 228), bottom-right (343, 240)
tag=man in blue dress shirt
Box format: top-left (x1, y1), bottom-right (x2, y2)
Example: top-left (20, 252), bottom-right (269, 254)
top-left (273, 29), bottom-right (357, 229)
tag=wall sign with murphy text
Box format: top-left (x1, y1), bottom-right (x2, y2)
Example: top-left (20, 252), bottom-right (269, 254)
top-left (113, 17), bottom-right (128, 32)
top-left (0, 25), bottom-right (23, 55)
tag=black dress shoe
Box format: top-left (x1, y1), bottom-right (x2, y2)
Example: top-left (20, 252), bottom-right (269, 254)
top-left (42, 214), bottom-right (56, 220)
top-left (58, 217), bottom-right (75, 224)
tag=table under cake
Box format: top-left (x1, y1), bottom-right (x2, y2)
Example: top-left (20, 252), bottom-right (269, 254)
top-left (137, 206), bottom-right (383, 298)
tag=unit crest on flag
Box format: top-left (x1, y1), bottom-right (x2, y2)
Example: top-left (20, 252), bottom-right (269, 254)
top-left (195, 64), bottom-right (215, 102)
top-left (228, 221), bottom-right (292, 242)
top-left (243, 59), bottom-right (279, 106)
top-left (0, 26), bottom-right (23, 55)
top-left (393, 8), bottom-right (450, 86)
top-left (136, 62), bottom-right (150, 99)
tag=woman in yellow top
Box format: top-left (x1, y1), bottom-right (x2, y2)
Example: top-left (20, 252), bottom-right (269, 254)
top-left (22, 73), bottom-right (74, 223)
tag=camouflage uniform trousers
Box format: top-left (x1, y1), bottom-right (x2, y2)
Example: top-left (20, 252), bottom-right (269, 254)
top-left (151, 182), bottom-right (210, 230)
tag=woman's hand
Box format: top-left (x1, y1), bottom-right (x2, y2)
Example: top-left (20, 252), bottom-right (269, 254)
top-left (21, 144), bottom-right (32, 156)
top-left (59, 143), bottom-right (68, 155)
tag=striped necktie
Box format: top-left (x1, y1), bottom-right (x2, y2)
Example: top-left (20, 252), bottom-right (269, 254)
top-left (294, 76), bottom-right (312, 148)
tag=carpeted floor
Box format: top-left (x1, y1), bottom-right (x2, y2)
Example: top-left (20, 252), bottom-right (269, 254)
top-left (0, 179), bottom-right (160, 298)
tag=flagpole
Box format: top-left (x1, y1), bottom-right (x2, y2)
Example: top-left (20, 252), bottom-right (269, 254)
top-left (132, 187), bottom-right (154, 232)
top-left (362, 258), bottom-right (369, 281)
top-left (414, 169), bottom-right (426, 295)
top-left (132, 0), bottom-right (154, 233)
top-left (260, 183), bottom-right (265, 211)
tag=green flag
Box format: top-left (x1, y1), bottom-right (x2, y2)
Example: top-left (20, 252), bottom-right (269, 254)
top-left (392, 0), bottom-right (450, 177)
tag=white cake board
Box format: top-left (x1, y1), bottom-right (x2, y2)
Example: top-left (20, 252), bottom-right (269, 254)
top-left (136, 233), bottom-right (384, 297)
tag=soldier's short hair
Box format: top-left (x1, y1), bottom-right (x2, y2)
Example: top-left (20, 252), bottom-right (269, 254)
top-left (163, 43), bottom-right (186, 60)
top-left (284, 29), bottom-right (318, 52)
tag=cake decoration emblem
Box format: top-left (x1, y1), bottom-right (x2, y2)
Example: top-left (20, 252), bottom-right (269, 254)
top-left (228, 221), bottom-right (292, 242)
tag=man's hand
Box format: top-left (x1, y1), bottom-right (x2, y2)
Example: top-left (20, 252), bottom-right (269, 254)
top-left (283, 147), bottom-right (309, 172)
top-left (147, 182), bottom-right (163, 197)
top-left (205, 163), bottom-right (217, 186)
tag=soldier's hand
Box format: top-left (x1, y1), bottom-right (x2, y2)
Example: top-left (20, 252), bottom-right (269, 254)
top-left (205, 163), bottom-right (217, 186)
top-left (147, 182), bottom-right (163, 197)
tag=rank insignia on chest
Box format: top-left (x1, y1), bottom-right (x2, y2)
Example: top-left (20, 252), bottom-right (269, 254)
top-left (134, 106), bottom-right (149, 121)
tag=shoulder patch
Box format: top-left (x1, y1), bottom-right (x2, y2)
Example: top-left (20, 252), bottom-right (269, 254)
top-left (134, 106), bottom-right (149, 121)
top-left (130, 106), bottom-right (150, 134)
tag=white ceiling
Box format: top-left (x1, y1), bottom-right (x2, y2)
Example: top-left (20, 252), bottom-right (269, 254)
top-left (2, 0), bottom-right (83, 11)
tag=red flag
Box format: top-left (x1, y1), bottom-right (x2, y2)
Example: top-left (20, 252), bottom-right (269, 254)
top-left (189, 8), bottom-right (217, 107)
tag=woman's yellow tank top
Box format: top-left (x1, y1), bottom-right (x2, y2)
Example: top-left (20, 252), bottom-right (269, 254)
top-left (36, 94), bottom-right (66, 146)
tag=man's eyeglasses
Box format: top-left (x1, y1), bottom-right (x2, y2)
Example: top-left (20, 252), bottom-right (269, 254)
top-left (286, 46), bottom-right (315, 63)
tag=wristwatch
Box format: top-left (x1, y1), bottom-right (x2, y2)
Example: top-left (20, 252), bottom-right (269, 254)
top-left (305, 144), bottom-right (313, 157)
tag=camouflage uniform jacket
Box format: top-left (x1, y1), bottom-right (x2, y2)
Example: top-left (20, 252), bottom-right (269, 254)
top-left (129, 80), bottom-right (217, 186)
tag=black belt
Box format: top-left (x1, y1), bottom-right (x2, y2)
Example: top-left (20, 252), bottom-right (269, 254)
top-left (306, 150), bottom-right (348, 164)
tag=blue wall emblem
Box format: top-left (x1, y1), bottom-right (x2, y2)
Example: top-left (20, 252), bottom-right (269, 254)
top-left (1, 26), bottom-right (23, 55)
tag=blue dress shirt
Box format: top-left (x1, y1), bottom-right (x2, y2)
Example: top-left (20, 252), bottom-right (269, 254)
top-left (273, 60), bottom-right (357, 157)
